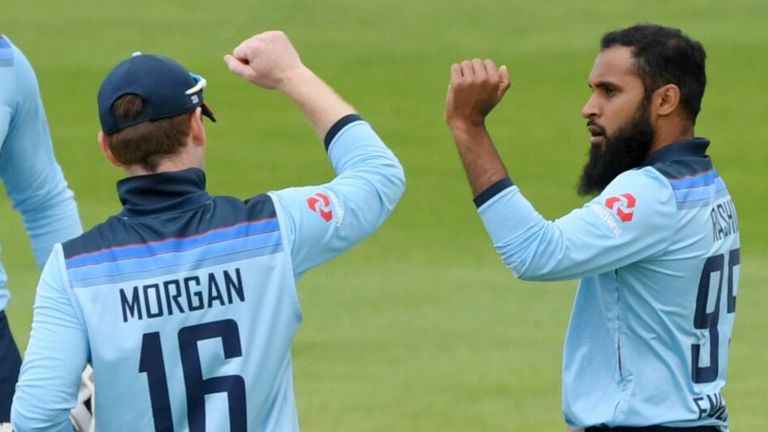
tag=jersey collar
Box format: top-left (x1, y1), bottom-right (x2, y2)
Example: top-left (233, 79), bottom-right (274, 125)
top-left (642, 137), bottom-right (710, 166)
top-left (117, 168), bottom-right (211, 218)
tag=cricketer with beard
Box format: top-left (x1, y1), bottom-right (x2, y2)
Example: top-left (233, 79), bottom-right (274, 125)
top-left (445, 24), bottom-right (740, 432)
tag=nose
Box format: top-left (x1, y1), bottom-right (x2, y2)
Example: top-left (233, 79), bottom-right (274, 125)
top-left (581, 93), bottom-right (598, 119)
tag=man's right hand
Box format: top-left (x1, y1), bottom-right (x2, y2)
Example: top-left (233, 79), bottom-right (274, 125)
top-left (224, 30), bottom-right (356, 140)
top-left (445, 59), bottom-right (510, 131)
top-left (224, 30), bottom-right (307, 91)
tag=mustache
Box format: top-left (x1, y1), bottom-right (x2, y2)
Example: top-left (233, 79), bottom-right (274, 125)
top-left (586, 119), bottom-right (606, 135)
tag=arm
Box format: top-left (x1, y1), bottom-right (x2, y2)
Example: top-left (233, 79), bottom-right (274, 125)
top-left (0, 42), bottom-right (82, 268)
top-left (225, 31), bottom-right (405, 277)
top-left (445, 59), bottom-right (511, 197)
top-left (271, 117), bottom-right (404, 277)
top-left (477, 169), bottom-right (677, 280)
top-left (12, 245), bottom-right (89, 431)
top-left (444, 58), bottom-right (676, 280)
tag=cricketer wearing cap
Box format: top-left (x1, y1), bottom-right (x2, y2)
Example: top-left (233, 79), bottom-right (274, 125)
top-left (0, 35), bottom-right (82, 423)
top-left (12, 30), bottom-right (405, 431)
top-left (445, 25), bottom-right (739, 431)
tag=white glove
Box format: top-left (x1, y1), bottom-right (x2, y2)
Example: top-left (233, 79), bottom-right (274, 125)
top-left (70, 365), bottom-right (95, 432)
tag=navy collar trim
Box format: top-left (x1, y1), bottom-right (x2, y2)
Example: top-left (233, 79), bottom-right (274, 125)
top-left (642, 137), bottom-right (710, 166)
top-left (117, 168), bottom-right (211, 218)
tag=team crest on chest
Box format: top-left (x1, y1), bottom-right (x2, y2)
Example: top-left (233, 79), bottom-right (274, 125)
top-left (604, 193), bottom-right (636, 222)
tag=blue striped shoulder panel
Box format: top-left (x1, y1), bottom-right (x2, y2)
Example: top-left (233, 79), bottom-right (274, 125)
top-left (654, 160), bottom-right (728, 210)
top-left (63, 194), bottom-right (282, 288)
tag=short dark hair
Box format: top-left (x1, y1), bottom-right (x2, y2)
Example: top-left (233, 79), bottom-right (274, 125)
top-left (601, 24), bottom-right (707, 123)
top-left (106, 94), bottom-right (192, 172)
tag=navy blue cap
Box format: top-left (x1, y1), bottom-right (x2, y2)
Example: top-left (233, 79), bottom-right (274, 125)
top-left (98, 53), bottom-right (216, 134)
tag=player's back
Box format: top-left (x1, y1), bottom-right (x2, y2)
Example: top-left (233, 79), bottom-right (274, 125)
top-left (63, 169), bottom-right (301, 431)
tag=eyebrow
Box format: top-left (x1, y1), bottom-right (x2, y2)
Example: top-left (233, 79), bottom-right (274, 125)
top-left (588, 80), bottom-right (622, 91)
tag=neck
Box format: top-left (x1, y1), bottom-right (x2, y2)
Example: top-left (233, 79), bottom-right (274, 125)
top-left (123, 140), bottom-right (204, 177)
top-left (649, 120), bottom-right (694, 154)
top-left (124, 159), bottom-right (196, 177)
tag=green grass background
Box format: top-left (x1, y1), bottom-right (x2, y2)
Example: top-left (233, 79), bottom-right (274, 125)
top-left (2, 0), bottom-right (766, 430)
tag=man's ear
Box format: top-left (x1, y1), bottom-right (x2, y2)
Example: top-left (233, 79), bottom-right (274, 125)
top-left (654, 84), bottom-right (681, 117)
top-left (98, 131), bottom-right (123, 167)
top-left (189, 107), bottom-right (205, 147)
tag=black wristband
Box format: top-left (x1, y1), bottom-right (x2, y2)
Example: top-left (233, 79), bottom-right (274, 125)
top-left (324, 114), bottom-right (363, 151)
top-left (473, 177), bottom-right (514, 208)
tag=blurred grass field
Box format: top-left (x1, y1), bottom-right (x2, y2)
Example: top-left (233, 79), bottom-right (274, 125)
top-left (2, 0), bottom-right (767, 430)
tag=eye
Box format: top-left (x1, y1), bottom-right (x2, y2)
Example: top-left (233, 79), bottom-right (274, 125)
top-left (603, 86), bottom-right (617, 96)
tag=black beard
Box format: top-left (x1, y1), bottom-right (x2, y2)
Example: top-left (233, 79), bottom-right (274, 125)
top-left (577, 101), bottom-right (655, 196)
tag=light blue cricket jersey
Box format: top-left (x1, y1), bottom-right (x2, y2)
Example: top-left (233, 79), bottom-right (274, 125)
top-left (0, 35), bottom-right (81, 310)
top-left (12, 115), bottom-right (405, 431)
top-left (476, 139), bottom-right (739, 431)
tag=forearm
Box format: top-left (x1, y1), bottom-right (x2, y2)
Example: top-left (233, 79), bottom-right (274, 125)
top-left (277, 66), bottom-right (356, 140)
top-left (325, 118), bottom-right (405, 206)
top-left (448, 122), bottom-right (509, 198)
top-left (477, 171), bottom-right (677, 281)
top-left (274, 117), bottom-right (405, 277)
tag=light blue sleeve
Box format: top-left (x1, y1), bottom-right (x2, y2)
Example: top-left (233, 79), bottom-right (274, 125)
top-left (269, 117), bottom-right (405, 279)
top-left (11, 245), bottom-right (87, 432)
top-left (0, 38), bottom-right (13, 147)
top-left (478, 168), bottom-right (676, 281)
top-left (0, 40), bottom-right (82, 269)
